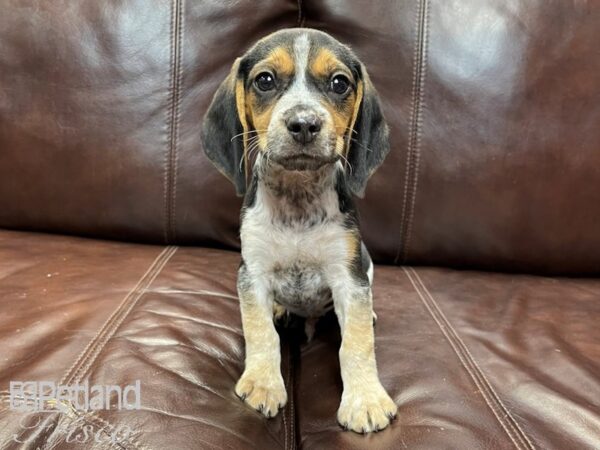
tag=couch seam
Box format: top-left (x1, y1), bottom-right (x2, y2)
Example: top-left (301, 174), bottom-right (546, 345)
top-left (70, 246), bottom-right (177, 384)
top-left (55, 246), bottom-right (177, 450)
top-left (59, 246), bottom-right (178, 388)
top-left (280, 336), bottom-right (295, 450)
top-left (396, 0), bottom-right (429, 264)
top-left (164, 0), bottom-right (184, 244)
top-left (297, 0), bottom-right (304, 27)
top-left (403, 267), bottom-right (536, 450)
top-left (282, 368), bottom-right (287, 450)
top-left (287, 341), bottom-right (295, 450)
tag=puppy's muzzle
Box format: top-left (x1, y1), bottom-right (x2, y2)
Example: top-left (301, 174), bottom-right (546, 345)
top-left (271, 105), bottom-right (338, 171)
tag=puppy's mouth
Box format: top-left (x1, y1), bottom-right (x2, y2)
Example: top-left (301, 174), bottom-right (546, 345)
top-left (271, 153), bottom-right (339, 171)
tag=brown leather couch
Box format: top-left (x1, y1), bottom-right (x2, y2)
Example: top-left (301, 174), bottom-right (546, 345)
top-left (1, 1), bottom-right (599, 449)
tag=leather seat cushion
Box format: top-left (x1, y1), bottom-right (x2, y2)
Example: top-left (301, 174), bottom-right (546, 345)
top-left (1, 230), bottom-right (598, 449)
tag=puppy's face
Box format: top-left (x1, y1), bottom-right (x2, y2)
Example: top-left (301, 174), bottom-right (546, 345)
top-left (242, 32), bottom-right (360, 171)
top-left (203, 29), bottom-right (389, 197)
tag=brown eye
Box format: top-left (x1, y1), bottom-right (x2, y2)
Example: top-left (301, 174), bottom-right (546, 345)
top-left (330, 74), bottom-right (350, 95)
top-left (255, 72), bottom-right (276, 91)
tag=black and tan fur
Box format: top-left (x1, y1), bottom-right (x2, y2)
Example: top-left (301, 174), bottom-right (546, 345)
top-left (202, 28), bottom-right (395, 433)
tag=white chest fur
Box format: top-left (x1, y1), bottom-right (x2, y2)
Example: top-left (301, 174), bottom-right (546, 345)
top-left (240, 176), bottom-right (352, 317)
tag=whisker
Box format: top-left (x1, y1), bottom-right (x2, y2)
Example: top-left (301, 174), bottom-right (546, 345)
top-left (247, 146), bottom-right (262, 161)
top-left (239, 138), bottom-right (265, 172)
top-left (230, 129), bottom-right (268, 142)
top-left (335, 126), bottom-right (358, 136)
top-left (350, 136), bottom-right (373, 153)
top-left (338, 152), bottom-right (353, 174)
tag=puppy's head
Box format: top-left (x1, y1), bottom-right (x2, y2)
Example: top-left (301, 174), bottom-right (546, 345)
top-left (202, 28), bottom-right (389, 197)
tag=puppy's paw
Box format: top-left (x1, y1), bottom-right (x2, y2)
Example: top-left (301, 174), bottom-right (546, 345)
top-left (235, 370), bottom-right (287, 418)
top-left (337, 384), bottom-right (397, 433)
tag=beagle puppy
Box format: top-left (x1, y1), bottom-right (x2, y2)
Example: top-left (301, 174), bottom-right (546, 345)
top-left (202, 28), bottom-right (396, 433)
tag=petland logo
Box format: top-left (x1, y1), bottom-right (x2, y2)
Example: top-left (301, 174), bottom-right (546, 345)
top-left (9, 380), bottom-right (141, 412)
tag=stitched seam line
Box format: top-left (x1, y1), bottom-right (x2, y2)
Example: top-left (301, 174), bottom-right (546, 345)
top-left (287, 341), bottom-right (295, 450)
top-left (164, 0), bottom-right (184, 243)
top-left (297, 0), bottom-right (304, 27)
top-left (51, 247), bottom-right (178, 450)
top-left (71, 246), bottom-right (177, 384)
top-left (162, 0), bottom-right (175, 243)
top-left (403, 268), bottom-right (524, 449)
top-left (282, 357), bottom-right (287, 450)
top-left (281, 337), bottom-right (291, 450)
top-left (8, 248), bottom-right (178, 450)
top-left (411, 269), bottom-right (536, 450)
top-left (403, 268), bottom-right (535, 450)
top-left (396, 0), bottom-right (429, 264)
top-left (59, 246), bottom-right (178, 387)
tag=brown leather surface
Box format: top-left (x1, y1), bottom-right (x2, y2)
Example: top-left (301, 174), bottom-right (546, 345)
top-left (402, 0), bottom-right (600, 274)
top-left (0, 231), bottom-right (291, 449)
top-left (1, 1), bottom-right (600, 448)
top-left (295, 267), bottom-right (600, 450)
top-left (1, 230), bottom-right (599, 449)
top-left (0, 1), bottom-right (172, 243)
top-left (1, 1), bottom-right (599, 273)
top-left (0, 230), bottom-right (164, 387)
top-left (0, 0), bottom-right (298, 249)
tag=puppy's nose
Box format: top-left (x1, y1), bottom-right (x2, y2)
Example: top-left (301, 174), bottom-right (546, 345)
top-left (286, 113), bottom-right (322, 145)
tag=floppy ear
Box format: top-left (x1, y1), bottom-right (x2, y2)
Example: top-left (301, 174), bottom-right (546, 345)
top-left (345, 66), bottom-right (390, 198)
top-left (201, 58), bottom-right (250, 197)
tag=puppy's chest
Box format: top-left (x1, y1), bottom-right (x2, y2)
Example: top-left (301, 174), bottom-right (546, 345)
top-left (270, 262), bottom-right (331, 317)
top-left (241, 188), bottom-right (348, 316)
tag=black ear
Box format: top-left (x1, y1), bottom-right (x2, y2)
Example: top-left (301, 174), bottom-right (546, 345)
top-left (201, 58), bottom-right (249, 197)
top-left (345, 67), bottom-right (390, 198)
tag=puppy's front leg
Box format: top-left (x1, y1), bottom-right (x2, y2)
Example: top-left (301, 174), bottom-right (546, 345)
top-left (235, 264), bottom-right (287, 418)
top-left (333, 282), bottom-right (397, 433)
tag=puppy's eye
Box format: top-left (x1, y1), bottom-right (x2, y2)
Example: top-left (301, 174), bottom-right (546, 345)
top-left (255, 72), bottom-right (276, 91)
top-left (329, 74), bottom-right (350, 95)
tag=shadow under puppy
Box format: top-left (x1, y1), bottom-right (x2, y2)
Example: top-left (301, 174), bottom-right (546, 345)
top-left (202, 28), bottom-right (396, 433)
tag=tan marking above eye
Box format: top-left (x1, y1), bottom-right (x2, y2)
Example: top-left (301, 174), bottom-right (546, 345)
top-left (249, 46), bottom-right (295, 80)
top-left (310, 48), bottom-right (352, 80)
top-left (269, 47), bottom-right (295, 77)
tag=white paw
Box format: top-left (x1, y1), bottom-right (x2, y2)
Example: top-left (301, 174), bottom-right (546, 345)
top-left (337, 384), bottom-right (397, 433)
top-left (235, 369), bottom-right (287, 418)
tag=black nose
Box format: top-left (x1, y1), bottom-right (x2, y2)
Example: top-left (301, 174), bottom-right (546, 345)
top-left (286, 113), bottom-right (322, 145)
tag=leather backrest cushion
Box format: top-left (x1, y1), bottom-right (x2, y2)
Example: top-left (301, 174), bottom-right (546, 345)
top-left (1, 0), bottom-right (599, 274)
top-left (0, 0), bottom-right (296, 248)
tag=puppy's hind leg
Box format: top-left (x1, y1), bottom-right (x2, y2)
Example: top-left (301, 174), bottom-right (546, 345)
top-left (235, 263), bottom-right (287, 418)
